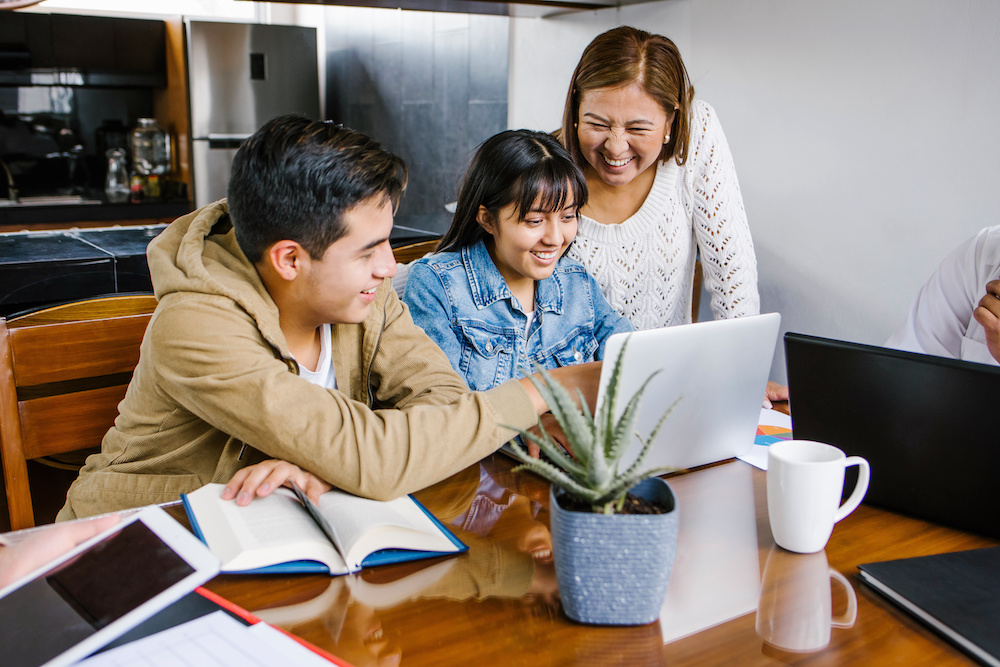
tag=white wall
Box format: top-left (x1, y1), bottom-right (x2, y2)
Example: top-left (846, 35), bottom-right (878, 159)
top-left (509, 0), bottom-right (1000, 381)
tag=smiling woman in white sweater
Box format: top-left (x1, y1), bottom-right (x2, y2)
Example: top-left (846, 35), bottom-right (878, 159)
top-left (560, 26), bottom-right (760, 330)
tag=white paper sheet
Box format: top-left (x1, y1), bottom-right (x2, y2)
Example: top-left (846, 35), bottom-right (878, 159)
top-left (737, 408), bottom-right (793, 470)
top-left (76, 610), bottom-right (333, 667)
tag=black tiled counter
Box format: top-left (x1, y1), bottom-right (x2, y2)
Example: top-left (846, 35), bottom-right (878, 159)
top-left (1, 226), bottom-right (440, 317)
top-left (0, 225), bottom-right (166, 316)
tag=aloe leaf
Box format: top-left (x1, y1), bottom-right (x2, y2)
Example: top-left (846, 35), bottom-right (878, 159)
top-left (525, 370), bottom-right (594, 462)
top-left (512, 458), bottom-right (602, 503)
top-left (505, 424), bottom-right (585, 477)
top-left (585, 432), bottom-right (613, 492)
top-left (608, 370), bottom-right (661, 464)
top-left (504, 335), bottom-right (681, 515)
top-left (600, 337), bottom-right (632, 457)
top-left (599, 466), bottom-right (677, 503)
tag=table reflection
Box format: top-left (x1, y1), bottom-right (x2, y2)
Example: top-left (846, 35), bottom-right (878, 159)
top-left (253, 456), bottom-right (561, 664)
top-left (659, 461), bottom-right (761, 643)
top-left (756, 545), bottom-right (857, 654)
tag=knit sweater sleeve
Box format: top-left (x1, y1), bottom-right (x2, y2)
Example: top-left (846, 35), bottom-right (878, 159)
top-left (687, 100), bottom-right (760, 319)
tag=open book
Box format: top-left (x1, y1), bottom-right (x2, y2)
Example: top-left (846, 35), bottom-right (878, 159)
top-left (182, 483), bottom-right (467, 575)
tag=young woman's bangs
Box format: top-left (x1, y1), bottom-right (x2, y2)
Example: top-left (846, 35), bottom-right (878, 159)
top-left (514, 163), bottom-right (585, 218)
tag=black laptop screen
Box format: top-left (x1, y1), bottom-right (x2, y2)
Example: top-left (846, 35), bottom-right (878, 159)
top-left (784, 332), bottom-right (1000, 540)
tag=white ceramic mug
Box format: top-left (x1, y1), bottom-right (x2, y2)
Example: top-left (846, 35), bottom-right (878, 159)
top-left (767, 440), bottom-right (870, 553)
top-left (755, 546), bottom-right (858, 653)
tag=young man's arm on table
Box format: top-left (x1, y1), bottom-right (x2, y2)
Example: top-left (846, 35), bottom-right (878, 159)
top-left (153, 289), bottom-right (599, 503)
top-left (224, 361), bottom-right (598, 505)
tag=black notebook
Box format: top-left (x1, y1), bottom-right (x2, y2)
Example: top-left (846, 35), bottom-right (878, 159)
top-left (858, 547), bottom-right (1000, 666)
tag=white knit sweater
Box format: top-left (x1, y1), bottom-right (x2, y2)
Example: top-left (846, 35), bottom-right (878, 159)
top-left (567, 100), bottom-right (760, 330)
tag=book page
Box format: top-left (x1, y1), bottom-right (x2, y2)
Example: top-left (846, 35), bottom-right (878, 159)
top-left (315, 493), bottom-right (457, 569)
top-left (186, 485), bottom-right (345, 573)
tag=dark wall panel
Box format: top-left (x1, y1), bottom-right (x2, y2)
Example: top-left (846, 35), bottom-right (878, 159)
top-left (325, 9), bottom-right (509, 237)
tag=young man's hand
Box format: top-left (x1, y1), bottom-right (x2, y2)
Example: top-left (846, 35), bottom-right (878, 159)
top-left (222, 459), bottom-right (333, 506)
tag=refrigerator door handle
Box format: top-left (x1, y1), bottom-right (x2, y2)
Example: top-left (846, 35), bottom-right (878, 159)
top-left (206, 134), bottom-right (251, 149)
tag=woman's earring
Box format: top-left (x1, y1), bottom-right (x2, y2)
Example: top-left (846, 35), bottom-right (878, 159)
top-left (664, 134), bottom-right (671, 144)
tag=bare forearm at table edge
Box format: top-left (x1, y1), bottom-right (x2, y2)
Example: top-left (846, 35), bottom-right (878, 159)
top-left (517, 361), bottom-right (602, 416)
top-left (518, 376), bottom-right (549, 414)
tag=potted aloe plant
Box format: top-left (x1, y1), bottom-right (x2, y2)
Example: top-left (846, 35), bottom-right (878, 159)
top-left (508, 339), bottom-right (681, 626)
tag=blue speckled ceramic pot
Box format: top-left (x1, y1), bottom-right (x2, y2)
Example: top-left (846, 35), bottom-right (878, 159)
top-left (549, 477), bottom-right (679, 625)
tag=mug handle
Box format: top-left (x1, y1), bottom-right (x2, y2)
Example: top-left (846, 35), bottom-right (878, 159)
top-left (834, 456), bottom-right (870, 523)
top-left (829, 569), bottom-right (858, 628)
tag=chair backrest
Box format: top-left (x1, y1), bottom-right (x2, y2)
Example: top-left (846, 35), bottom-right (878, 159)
top-left (0, 293), bottom-right (157, 530)
top-left (692, 260), bottom-right (703, 323)
top-left (392, 238), bottom-right (439, 264)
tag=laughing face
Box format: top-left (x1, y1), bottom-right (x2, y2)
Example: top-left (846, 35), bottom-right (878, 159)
top-left (480, 194), bottom-right (578, 305)
top-left (576, 82), bottom-right (674, 188)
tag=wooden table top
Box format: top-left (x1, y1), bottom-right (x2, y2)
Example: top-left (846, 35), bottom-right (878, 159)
top-left (199, 453), bottom-right (996, 666)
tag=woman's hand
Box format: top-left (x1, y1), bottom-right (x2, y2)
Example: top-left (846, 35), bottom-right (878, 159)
top-left (222, 459), bottom-right (333, 507)
top-left (763, 380), bottom-right (790, 409)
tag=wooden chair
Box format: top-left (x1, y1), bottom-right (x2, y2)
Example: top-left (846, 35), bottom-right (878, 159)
top-left (392, 238), bottom-right (440, 264)
top-left (692, 260), bottom-right (703, 323)
top-left (0, 293), bottom-right (157, 530)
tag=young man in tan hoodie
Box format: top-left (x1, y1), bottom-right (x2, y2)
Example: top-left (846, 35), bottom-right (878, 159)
top-left (58, 116), bottom-right (595, 520)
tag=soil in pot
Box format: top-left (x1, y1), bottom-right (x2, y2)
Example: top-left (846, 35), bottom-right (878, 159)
top-left (557, 492), bottom-right (670, 515)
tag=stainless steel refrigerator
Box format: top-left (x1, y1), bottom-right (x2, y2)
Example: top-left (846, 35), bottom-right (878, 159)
top-left (186, 20), bottom-right (320, 208)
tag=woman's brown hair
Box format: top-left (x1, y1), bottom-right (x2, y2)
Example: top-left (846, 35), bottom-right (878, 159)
top-left (560, 26), bottom-right (695, 167)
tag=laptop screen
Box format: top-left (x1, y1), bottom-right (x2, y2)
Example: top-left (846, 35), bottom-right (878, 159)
top-left (785, 332), bottom-right (1000, 539)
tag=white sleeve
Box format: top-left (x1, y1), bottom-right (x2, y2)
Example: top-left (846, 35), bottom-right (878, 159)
top-left (687, 101), bottom-right (760, 320)
top-left (885, 228), bottom-right (992, 357)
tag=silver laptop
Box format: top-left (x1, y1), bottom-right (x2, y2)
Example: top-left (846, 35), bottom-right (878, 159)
top-left (597, 313), bottom-right (781, 471)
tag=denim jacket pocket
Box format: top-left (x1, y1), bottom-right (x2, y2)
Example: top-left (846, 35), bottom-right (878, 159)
top-left (547, 330), bottom-right (599, 368)
top-left (457, 321), bottom-right (518, 391)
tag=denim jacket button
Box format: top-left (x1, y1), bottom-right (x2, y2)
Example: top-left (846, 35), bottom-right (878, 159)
top-left (573, 349), bottom-right (583, 362)
top-left (486, 341), bottom-right (494, 353)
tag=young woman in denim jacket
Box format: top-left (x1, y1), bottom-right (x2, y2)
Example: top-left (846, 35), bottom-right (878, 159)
top-left (403, 130), bottom-right (632, 392)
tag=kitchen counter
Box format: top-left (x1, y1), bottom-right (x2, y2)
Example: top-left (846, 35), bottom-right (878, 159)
top-left (0, 224), bottom-right (441, 317)
top-left (0, 197), bottom-right (192, 232)
top-left (0, 224), bottom-right (167, 316)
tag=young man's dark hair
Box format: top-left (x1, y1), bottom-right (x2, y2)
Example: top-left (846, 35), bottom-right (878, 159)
top-left (228, 115), bottom-right (408, 263)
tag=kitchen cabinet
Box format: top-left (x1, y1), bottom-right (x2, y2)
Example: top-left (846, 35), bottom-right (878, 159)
top-left (0, 13), bottom-right (166, 86)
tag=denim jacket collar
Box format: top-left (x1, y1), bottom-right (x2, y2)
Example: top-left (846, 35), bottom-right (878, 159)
top-left (461, 239), bottom-right (565, 315)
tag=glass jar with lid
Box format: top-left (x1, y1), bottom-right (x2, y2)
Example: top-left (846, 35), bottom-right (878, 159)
top-left (104, 148), bottom-right (130, 203)
top-left (131, 118), bottom-right (171, 176)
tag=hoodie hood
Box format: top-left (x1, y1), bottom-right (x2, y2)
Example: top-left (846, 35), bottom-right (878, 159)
top-left (147, 200), bottom-right (289, 357)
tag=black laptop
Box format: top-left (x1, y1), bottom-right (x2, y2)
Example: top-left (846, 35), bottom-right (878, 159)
top-left (784, 332), bottom-right (1000, 540)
